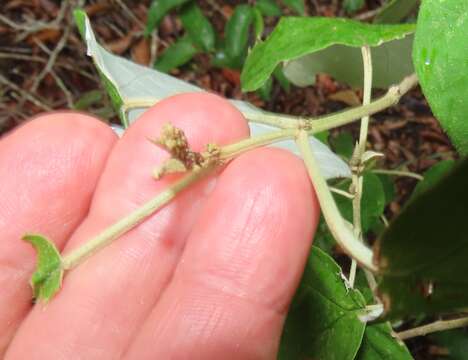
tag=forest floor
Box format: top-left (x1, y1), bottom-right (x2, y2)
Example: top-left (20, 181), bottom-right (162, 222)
top-left (0, 1), bottom-right (459, 358)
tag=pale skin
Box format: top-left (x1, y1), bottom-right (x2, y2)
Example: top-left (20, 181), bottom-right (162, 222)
top-left (0, 93), bottom-right (320, 359)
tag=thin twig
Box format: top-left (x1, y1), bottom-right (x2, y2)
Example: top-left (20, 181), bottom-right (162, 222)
top-left (50, 70), bottom-right (74, 108)
top-left (372, 168), bottom-right (424, 181)
top-left (31, 26), bottom-right (71, 92)
top-left (0, 74), bottom-right (52, 112)
top-left (114, 0), bottom-right (145, 28)
top-left (398, 317), bottom-right (468, 340)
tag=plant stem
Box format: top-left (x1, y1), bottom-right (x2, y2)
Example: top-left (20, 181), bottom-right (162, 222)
top-left (307, 74), bottom-right (419, 134)
top-left (62, 167), bottom-right (213, 269)
top-left (349, 46), bottom-right (373, 288)
top-left (296, 130), bottom-right (376, 272)
top-left (372, 168), bottom-right (424, 181)
top-left (120, 74), bottom-right (419, 133)
top-left (397, 317), bottom-right (468, 340)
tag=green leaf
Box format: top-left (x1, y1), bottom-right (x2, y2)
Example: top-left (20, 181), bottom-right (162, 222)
top-left (256, 76), bottom-right (272, 101)
top-left (255, 0), bottom-right (282, 17)
top-left (279, 247), bottom-right (367, 360)
top-left (413, 0), bottom-right (468, 154)
top-left (241, 17), bottom-right (415, 91)
top-left (252, 7), bottom-right (264, 40)
top-left (375, 0), bottom-right (419, 24)
top-left (377, 174), bottom-right (396, 205)
top-left (356, 323), bottom-right (413, 360)
top-left (361, 172), bottom-right (386, 229)
top-left (154, 36), bottom-right (198, 72)
top-left (411, 160), bottom-right (455, 199)
top-left (225, 5), bottom-right (254, 69)
top-left (180, 3), bottom-right (215, 52)
top-left (273, 65), bottom-right (290, 92)
top-left (282, 0), bottom-right (305, 15)
top-left (145, 0), bottom-right (191, 36)
top-left (344, 0), bottom-right (365, 14)
top-left (331, 132), bottom-right (355, 160)
top-left (73, 89), bottom-right (103, 110)
top-left (376, 158), bottom-right (468, 319)
top-left (313, 216), bottom-right (335, 254)
top-left (23, 234), bottom-right (64, 302)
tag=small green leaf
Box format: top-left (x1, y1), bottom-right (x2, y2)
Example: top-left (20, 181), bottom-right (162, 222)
top-left (154, 36), bottom-right (198, 72)
top-left (225, 5), bottom-right (254, 69)
top-left (255, 0), bottom-right (282, 17)
top-left (412, 160), bottom-right (455, 199)
top-left (313, 216), bottom-right (335, 254)
top-left (377, 174), bottom-right (396, 205)
top-left (73, 89), bottom-right (103, 110)
top-left (331, 132), bottom-right (355, 160)
top-left (252, 7), bottom-right (264, 41)
top-left (361, 172), bottom-right (386, 230)
top-left (23, 234), bottom-right (64, 302)
top-left (375, 0), bottom-right (419, 24)
top-left (145, 0), bottom-right (192, 36)
top-left (279, 247), bottom-right (367, 360)
top-left (413, 0), bottom-right (468, 155)
top-left (356, 323), bottom-right (413, 360)
top-left (376, 158), bottom-right (468, 319)
top-left (282, 0), bottom-right (305, 15)
top-left (273, 65), bottom-right (290, 92)
top-left (344, 0), bottom-right (365, 14)
top-left (256, 76), bottom-right (272, 101)
top-left (180, 3), bottom-right (215, 52)
top-left (314, 130), bottom-right (329, 145)
top-left (241, 17), bottom-right (415, 91)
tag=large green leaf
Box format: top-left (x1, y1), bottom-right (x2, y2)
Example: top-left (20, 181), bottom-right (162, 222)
top-left (413, 0), bottom-right (468, 155)
top-left (225, 5), bottom-right (254, 68)
top-left (23, 234), bottom-right (64, 302)
top-left (376, 158), bottom-right (468, 319)
top-left (356, 323), bottom-right (413, 360)
top-left (411, 160), bottom-right (455, 199)
top-left (279, 247), bottom-right (367, 360)
top-left (73, 10), bottom-right (351, 180)
top-left (241, 17), bottom-right (415, 91)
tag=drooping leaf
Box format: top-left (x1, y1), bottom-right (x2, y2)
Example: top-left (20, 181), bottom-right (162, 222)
top-left (279, 247), bottom-right (367, 360)
top-left (180, 2), bottom-right (215, 52)
top-left (154, 36), bottom-right (198, 72)
top-left (413, 0), bottom-right (468, 155)
top-left (344, 0), bottom-right (365, 14)
top-left (252, 7), bottom-right (264, 40)
top-left (282, 0), bottom-right (305, 15)
top-left (375, 0), bottom-right (419, 24)
top-left (356, 323), bottom-right (413, 360)
top-left (23, 234), bottom-right (64, 302)
top-left (411, 160), bottom-right (455, 199)
top-left (75, 10), bottom-right (351, 180)
top-left (376, 158), bottom-right (468, 319)
top-left (255, 0), bottom-right (282, 17)
top-left (256, 75), bottom-right (272, 101)
top-left (145, 0), bottom-right (191, 36)
top-left (283, 34), bottom-right (414, 89)
top-left (225, 5), bottom-right (254, 68)
top-left (241, 17), bottom-right (415, 91)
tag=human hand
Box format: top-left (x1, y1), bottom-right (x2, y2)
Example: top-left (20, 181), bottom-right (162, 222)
top-left (1, 93), bottom-right (319, 359)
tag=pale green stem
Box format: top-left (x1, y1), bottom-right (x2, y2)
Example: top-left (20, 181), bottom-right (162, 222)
top-left (397, 316), bottom-right (468, 340)
top-left (62, 167), bottom-right (212, 269)
top-left (219, 128), bottom-right (296, 159)
top-left (119, 74), bottom-right (419, 133)
top-left (349, 46), bottom-right (373, 288)
top-left (296, 130), bottom-right (376, 272)
top-left (372, 168), bottom-right (424, 181)
top-left (329, 186), bottom-right (355, 199)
